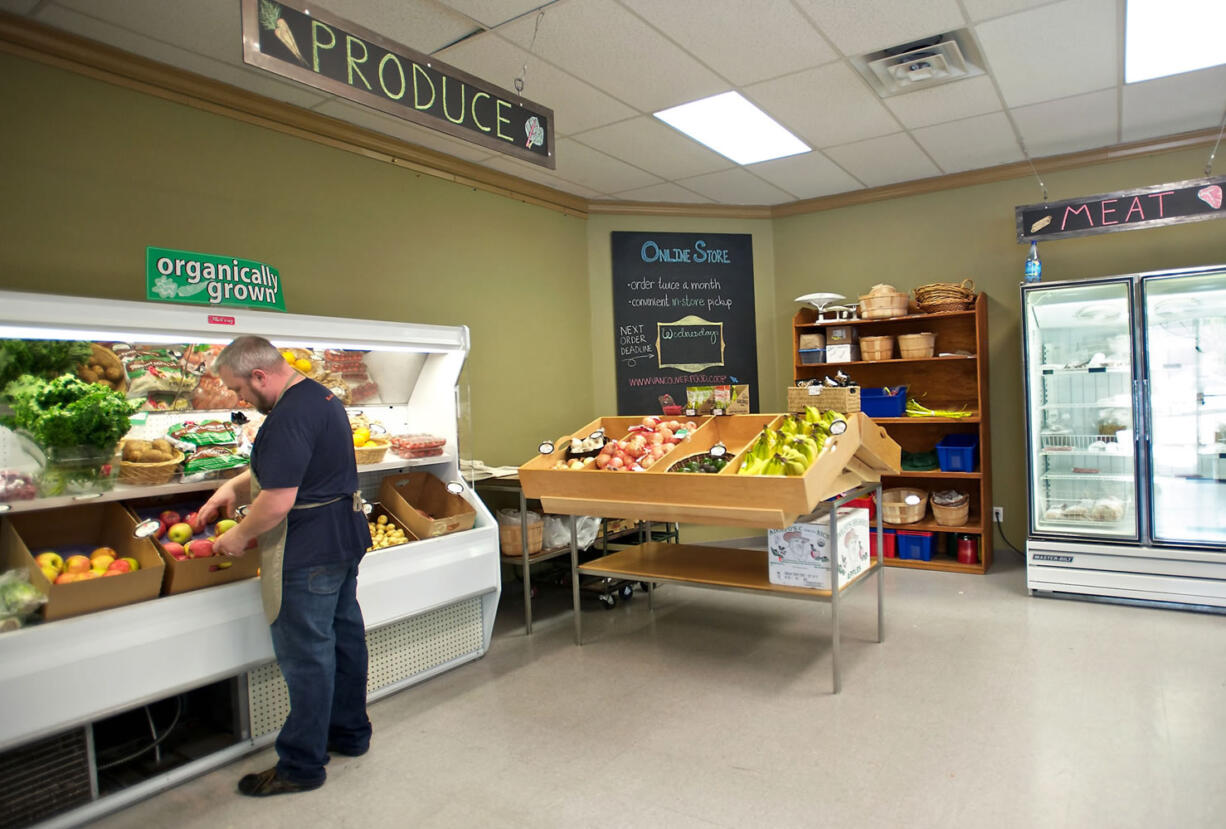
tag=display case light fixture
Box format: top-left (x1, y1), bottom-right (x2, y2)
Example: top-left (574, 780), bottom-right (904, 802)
top-left (0, 326), bottom-right (189, 344)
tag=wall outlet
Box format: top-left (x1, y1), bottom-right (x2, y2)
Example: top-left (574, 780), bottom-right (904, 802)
top-left (993, 506), bottom-right (1004, 523)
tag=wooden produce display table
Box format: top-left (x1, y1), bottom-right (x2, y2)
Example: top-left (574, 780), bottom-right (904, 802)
top-left (519, 412), bottom-right (901, 693)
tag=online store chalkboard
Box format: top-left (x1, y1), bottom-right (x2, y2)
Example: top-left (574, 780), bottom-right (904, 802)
top-left (611, 232), bottom-right (758, 415)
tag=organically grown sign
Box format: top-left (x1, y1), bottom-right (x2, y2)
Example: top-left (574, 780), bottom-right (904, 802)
top-left (146, 247), bottom-right (286, 312)
top-left (241, 0), bottom-right (554, 168)
top-left (1016, 176), bottom-right (1224, 242)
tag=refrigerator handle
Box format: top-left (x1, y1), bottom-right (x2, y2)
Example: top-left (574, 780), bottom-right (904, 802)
top-left (1135, 377), bottom-right (1147, 442)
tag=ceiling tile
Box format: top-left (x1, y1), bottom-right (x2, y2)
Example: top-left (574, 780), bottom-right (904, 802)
top-left (911, 111), bottom-right (1022, 173)
top-left (1012, 88), bottom-right (1118, 158)
top-left (746, 62), bottom-right (901, 148)
top-left (436, 0), bottom-right (548, 28)
top-left (824, 132), bottom-right (941, 188)
top-left (676, 168), bottom-right (793, 204)
top-left (960, 0), bottom-right (1057, 23)
top-left (619, 0), bottom-right (838, 85)
top-left (1122, 64), bottom-right (1226, 142)
top-left (884, 75), bottom-right (1002, 129)
top-left (298, 0), bottom-right (479, 54)
top-left (573, 116), bottom-right (733, 180)
top-left (974, 0), bottom-right (1117, 108)
top-left (794, 0), bottom-right (967, 56)
top-left (34, 4), bottom-right (329, 110)
top-left (311, 99), bottom-right (497, 161)
top-left (608, 182), bottom-right (714, 204)
top-left (481, 154), bottom-right (608, 199)
top-left (546, 137), bottom-right (662, 193)
top-left (439, 33), bottom-right (637, 134)
top-left (496, 0), bottom-right (727, 112)
top-left (747, 152), bottom-right (865, 200)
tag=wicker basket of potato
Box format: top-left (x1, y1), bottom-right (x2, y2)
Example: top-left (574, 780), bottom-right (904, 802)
top-left (119, 438), bottom-right (184, 485)
top-left (77, 343), bottom-right (127, 392)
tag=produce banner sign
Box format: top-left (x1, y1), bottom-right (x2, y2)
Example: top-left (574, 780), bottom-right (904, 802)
top-left (146, 247), bottom-right (286, 312)
top-left (241, 0), bottom-right (555, 168)
top-left (1016, 176), bottom-right (1225, 242)
top-left (611, 232), bottom-right (759, 416)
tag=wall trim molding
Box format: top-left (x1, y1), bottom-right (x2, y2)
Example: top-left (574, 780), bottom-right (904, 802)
top-left (2, 12), bottom-right (1219, 222)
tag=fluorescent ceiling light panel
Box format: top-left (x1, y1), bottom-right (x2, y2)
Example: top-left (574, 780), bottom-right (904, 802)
top-left (1125, 0), bottom-right (1226, 83)
top-left (654, 91), bottom-right (810, 165)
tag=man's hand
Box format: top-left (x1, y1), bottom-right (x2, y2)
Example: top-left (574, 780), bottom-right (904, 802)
top-left (213, 526), bottom-right (251, 557)
top-left (199, 471), bottom-right (252, 525)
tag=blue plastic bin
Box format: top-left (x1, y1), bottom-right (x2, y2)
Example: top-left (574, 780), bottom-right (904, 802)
top-left (936, 433), bottom-right (979, 472)
top-left (798, 348), bottom-right (825, 365)
top-left (896, 530), bottom-right (934, 561)
top-left (860, 386), bottom-right (908, 418)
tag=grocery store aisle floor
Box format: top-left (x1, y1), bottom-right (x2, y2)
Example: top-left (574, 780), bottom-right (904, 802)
top-left (93, 548), bottom-right (1226, 829)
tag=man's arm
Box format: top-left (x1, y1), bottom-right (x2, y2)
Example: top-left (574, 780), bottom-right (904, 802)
top-left (213, 485), bottom-right (298, 556)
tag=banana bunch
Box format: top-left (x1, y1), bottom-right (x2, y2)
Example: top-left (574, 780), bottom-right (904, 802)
top-left (737, 409), bottom-right (848, 477)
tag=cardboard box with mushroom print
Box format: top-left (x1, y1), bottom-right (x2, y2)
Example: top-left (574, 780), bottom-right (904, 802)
top-left (767, 506), bottom-right (870, 590)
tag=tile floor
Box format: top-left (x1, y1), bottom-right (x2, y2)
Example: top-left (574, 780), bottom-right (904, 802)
top-left (92, 550), bottom-right (1226, 828)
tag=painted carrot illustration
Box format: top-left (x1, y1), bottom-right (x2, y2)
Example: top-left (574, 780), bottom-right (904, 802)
top-left (259, 0), bottom-right (307, 66)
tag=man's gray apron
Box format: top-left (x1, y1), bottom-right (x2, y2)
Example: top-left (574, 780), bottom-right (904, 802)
top-left (249, 377), bottom-right (363, 624)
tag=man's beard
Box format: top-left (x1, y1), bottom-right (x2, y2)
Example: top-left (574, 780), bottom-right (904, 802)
top-left (254, 387), bottom-right (277, 415)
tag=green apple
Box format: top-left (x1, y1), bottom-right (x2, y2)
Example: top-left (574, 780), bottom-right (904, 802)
top-left (215, 519), bottom-right (238, 535)
top-left (35, 551), bottom-right (63, 572)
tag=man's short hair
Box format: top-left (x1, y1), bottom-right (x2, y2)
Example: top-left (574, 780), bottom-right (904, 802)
top-left (214, 335), bottom-right (286, 378)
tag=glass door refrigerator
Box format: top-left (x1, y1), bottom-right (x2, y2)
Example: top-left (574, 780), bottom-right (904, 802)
top-left (1022, 265), bottom-right (1226, 609)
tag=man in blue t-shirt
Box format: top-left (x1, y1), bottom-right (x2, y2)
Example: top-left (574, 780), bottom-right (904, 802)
top-left (202, 335), bottom-right (372, 796)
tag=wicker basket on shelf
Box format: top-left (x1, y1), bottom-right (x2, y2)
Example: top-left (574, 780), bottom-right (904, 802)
top-left (882, 487), bottom-right (928, 524)
top-left (860, 335), bottom-right (895, 361)
top-left (118, 451), bottom-right (184, 486)
top-left (354, 439), bottom-right (390, 464)
top-left (897, 332), bottom-right (935, 358)
top-left (914, 279), bottom-right (975, 312)
top-left (931, 497), bottom-right (970, 527)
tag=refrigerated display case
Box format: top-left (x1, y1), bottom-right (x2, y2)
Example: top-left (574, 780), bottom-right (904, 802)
top-left (0, 290), bottom-right (499, 824)
top-left (1022, 266), bottom-right (1226, 608)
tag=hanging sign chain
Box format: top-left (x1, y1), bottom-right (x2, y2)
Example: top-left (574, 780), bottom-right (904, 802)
top-left (1020, 139), bottom-right (1048, 204)
top-left (513, 9), bottom-right (546, 95)
top-left (1206, 98), bottom-right (1226, 177)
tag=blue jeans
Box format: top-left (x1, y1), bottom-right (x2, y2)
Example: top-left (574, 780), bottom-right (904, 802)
top-left (269, 558), bottom-right (371, 785)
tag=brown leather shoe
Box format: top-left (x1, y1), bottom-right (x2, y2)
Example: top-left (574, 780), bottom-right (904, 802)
top-left (237, 767), bottom-right (323, 796)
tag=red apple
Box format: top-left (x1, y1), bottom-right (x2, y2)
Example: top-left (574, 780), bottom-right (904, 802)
top-left (90, 546), bottom-right (117, 562)
top-left (159, 510), bottom-right (181, 528)
top-left (102, 569), bottom-right (126, 577)
top-left (162, 541), bottom-right (185, 558)
top-left (185, 511), bottom-right (206, 534)
top-left (54, 572), bottom-right (78, 584)
top-left (106, 559), bottom-right (132, 573)
top-left (187, 538), bottom-right (214, 558)
top-left (64, 555), bottom-right (91, 574)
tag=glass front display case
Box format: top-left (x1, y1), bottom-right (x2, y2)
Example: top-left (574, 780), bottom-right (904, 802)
top-left (1023, 279), bottom-right (1140, 541)
top-left (1142, 269), bottom-right (1226, 546)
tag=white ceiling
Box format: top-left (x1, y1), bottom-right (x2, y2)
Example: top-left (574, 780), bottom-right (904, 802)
top-left (6, 0), bottom-right (1226, 206)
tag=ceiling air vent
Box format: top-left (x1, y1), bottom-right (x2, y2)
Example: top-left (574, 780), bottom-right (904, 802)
top-left (851, 31), bottom-right (985, 97)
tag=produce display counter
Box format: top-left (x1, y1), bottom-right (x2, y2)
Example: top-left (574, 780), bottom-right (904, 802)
top-left (520, 412), bottom-right (901, 693)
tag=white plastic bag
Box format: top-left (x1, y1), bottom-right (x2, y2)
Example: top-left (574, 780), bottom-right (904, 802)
top-left (496, 507), bottom-right (542, 527)
top-left (542, 514), bottom-right (601, 550)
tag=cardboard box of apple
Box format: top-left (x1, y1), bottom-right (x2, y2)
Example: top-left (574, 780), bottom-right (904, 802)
top-left (153, 507), bottom-right (255, 570)
top-left (34, 546), bottom-right (141, 584)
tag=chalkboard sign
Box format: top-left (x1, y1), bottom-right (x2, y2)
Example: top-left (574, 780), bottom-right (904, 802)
top-left (657, 317), bottom-right (724, 370)
top-left (611, 232), bottom-right (758, 415)
top-left (1016, 176), bottom-right (1225, 242)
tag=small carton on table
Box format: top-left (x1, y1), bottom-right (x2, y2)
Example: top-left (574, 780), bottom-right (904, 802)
top-left (379, 471), bottom-right (476, 538)
top-left (1, 503), bottom-right (164, 621)
top-left (767, 505), bottom-right (870, 590)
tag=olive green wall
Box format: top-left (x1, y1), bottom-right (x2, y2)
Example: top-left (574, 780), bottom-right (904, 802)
top-left (773, 150), bottom-right (1226, 546)
top-left (0, 53), bottom-right (592, 467)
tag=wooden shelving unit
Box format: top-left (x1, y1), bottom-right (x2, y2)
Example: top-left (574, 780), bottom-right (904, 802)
top-left (792, 292), bottom-right (993, 573)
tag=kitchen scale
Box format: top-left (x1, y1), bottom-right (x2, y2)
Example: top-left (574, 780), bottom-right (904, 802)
top-left (795, 292), bottom-right (859, 321)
